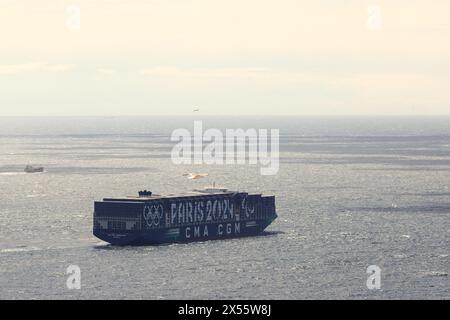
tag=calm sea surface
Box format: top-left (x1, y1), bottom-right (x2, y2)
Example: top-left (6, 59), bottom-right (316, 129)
top-left (0, 116), bottom-right (449, 299)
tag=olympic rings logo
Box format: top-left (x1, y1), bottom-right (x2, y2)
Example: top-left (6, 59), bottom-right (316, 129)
top-left (143, 203), bottom-right (164, 228)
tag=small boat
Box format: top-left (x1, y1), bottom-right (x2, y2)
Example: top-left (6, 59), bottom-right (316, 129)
top-left (24, 165), bottom-right (44, 173)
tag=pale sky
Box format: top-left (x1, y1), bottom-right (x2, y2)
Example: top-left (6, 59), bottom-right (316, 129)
top-left (0, 0), bottom-right (449, 115)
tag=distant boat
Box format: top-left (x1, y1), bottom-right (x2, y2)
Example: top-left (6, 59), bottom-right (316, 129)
top-left (24, 165), bottom-right (44, 173)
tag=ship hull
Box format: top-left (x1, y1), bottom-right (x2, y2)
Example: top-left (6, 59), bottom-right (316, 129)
top-left (94, 217), bottom-right (276, 246)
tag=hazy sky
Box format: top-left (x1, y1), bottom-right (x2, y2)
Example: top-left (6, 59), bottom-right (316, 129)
top-left (1, 0), bottom-right (449, 115)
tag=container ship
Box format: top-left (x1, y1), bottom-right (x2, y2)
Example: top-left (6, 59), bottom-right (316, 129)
top-left (93, 187), bottom-right (277, 245)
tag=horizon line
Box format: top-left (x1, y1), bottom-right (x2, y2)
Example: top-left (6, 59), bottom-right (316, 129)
top-left (2, 114), bottom-right (450, 117)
